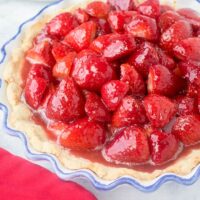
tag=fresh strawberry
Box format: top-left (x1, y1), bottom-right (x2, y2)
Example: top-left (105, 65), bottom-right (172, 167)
top-left (148, 64), bottom-right (184, 96)
top-left (160, 5), bottom-right (174, 14)
top-left (173, 38), bottom-right (200, 62)
top-left (85, 92), bottom-right (111, 122)
top-left (158, 10), bottom-right (183, 32)
top-left (72, 50), bottom-right (113, 91)
top-left (108, 11), bottom-right (137, 33)
top-left (128, 42), bottom-right (159, 78)
top-left (178, 8), bottom-right (200, 30)
top-left (144, 94), bottom-right (176, 128)
top-left (74, 8), bottom-right (89, 24)
top-left (137, 0), bottom-right (160, 19)
top-left (107, 0), bottom-right (135, 11)
top-left (90, 33), bottom-right (136, 61)
top-left (90, 18), bottom-right (111, 36)
top-left (198, 93), bottom-right (200, 113)
top-left (26, 40), bottom-right (55, 67)
top-left (25, 77), bottom-right (48, 109)
top-left (53, 51), bottom-right (76, 79)
top-left (27, 64), bottom-right (52, 81)
top-left (52, 41), bottom-right (72, 61)
top-left (120, 64), bottom-right (146, 97)
top-left (33, 28), bottom-right (51, 45)
top-left (176, 95), bottom-right (198, 116)
top-left (46, 78), bottom-right (85, 122)
top-left (155, 46), bottom-right (176, 70)
top-left (103, 126), bottom-right (150, 164)
top-left (46, 12), bottom-right (78, 39)
top-left (101, 80), bottom-right (129, 111)
top-left (59, 118), bottom-right (106, 150)
top-left (86, 1), bottom-right (111, 18)
top-left (178, 61), bottom-right (200, 86)
top-left (172, 115), bottom-right (200, 145)
top-left (112, 96), bottom-right (148, 127)
top-left (149, 130), bottom-right (179, 164)
top-left (160, 20), bottom-right (193, 52)
top-left (63, 21), bottom-right (97, 52)
top-left (125, 14), bottom-right (158, 41)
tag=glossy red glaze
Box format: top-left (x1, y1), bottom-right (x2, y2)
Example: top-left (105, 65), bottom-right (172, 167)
top-left (46, 78), bottom-right (85, 122)
top-left (172, 115), bottom-right (200, 145)
top-left (144, 94), bottom-right (176, 128)
top-left (101, 80), bottom-right (129, 111)
top-left (112, 96), bottom-right (148, 127)
top-left (72, 50), bottom-right (113, 91)
top-left (104, 126), bottom-right (150, 163)
top-left (59, 118), bottom-right (106, 150)
top-left (149, 130), bottom-right (179, 164)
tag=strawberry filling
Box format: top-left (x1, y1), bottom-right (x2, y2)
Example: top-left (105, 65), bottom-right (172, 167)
top-left (22, 0), bottom-right (200, 167)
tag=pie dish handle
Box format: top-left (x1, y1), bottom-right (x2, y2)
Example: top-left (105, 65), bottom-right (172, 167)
top-left (1, 0), bottom-right (200, 192)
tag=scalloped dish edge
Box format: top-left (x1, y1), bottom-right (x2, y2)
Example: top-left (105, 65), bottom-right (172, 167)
top-left (1, 0), bottom-right (200, 185)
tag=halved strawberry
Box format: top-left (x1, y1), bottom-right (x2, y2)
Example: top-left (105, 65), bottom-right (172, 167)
top-left (85, 92), bottom-right (111, 122)
top-left (128, 42), bottom-right (159, 78)
top-left (33, 28), bottom-right (51, 45)
top-left (120, 64), bottom-right (146, 97)
top-left (137, 0), bottom-right (160, 19)
top-left (101, 80), bottom-right (129, 111)
top-left (178, 8), bottom-right (200, 30)
top-left (74, 8), bottom-right (89, 24)
top-left (46, 78), bottom-right (85, 122)
top-left (72, 50), bottom-right (113, 91)
top-left (107, 0), bottom-right (135, 11)
top-left (90, 33), bottom-right (136, 61)
top-left (173, 38), bottom-right (200, 62)
top-left (112, 96), bottom-right (148, 128)
top-left (52, 41), bottom-right (72, 61)
top-left (125, 14), bottom-right (158, 41)
top-left (158, 10), bottom-right (183, 32)
top-left (53, 51), bottom-right (76, 79)
top-left (178, 60), bottom-right (200, 86)
top-left (160, 20), bottom-right (193, 52)
top-left (59, 118), bottom-right (106, 150)
top-left (103, 126), bottom-right (150, 164)
top-left (63, 21), bottom-right (97, 52)
top-left (144, 94), bottom-right (176, 128)
top-left (108, 11), bottom-right (137, 33)
top-left (26, 40), bottom-right (55, 67)
top-left (46, 12), bottom-right (78, 39)
top-left (86, 1), bottom-right (111, 18)
top-left (148, 64), bottom-right (184, 96)
top-left (172, 115), bottom-right (200, 145)
top-left (149, 130), bottom-right (179, 164)
top-left (90, 18), bottom-right (112, 36)
top-left (27, 64), bottom-right (52, 81)
top-left (155, 47), bottom-right (175, 70)
top-left (175, 95), bottom-right (198, 116)
top-left (25, 77), bottom-right (48, 109)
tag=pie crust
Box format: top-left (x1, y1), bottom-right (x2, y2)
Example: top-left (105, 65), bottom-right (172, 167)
top-left (2, 0), bottom-right (200, 182)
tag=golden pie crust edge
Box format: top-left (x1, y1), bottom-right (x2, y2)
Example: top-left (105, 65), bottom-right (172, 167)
top-left (2, 0), bottom-right (200, 183)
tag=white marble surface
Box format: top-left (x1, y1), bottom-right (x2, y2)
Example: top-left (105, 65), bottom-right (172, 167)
top-left (0, 0), bottom-right (200, 199)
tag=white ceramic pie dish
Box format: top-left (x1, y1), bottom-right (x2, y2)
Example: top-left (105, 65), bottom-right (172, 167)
top-left (0, 0), bottom-right (200, 192)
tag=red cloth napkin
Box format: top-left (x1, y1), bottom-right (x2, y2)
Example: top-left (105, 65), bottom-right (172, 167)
top-left (0, 148), bottom-right (97, 200)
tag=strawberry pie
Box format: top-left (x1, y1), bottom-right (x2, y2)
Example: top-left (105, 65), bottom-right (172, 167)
top-left (3, 0), bottom-right (200, 181)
